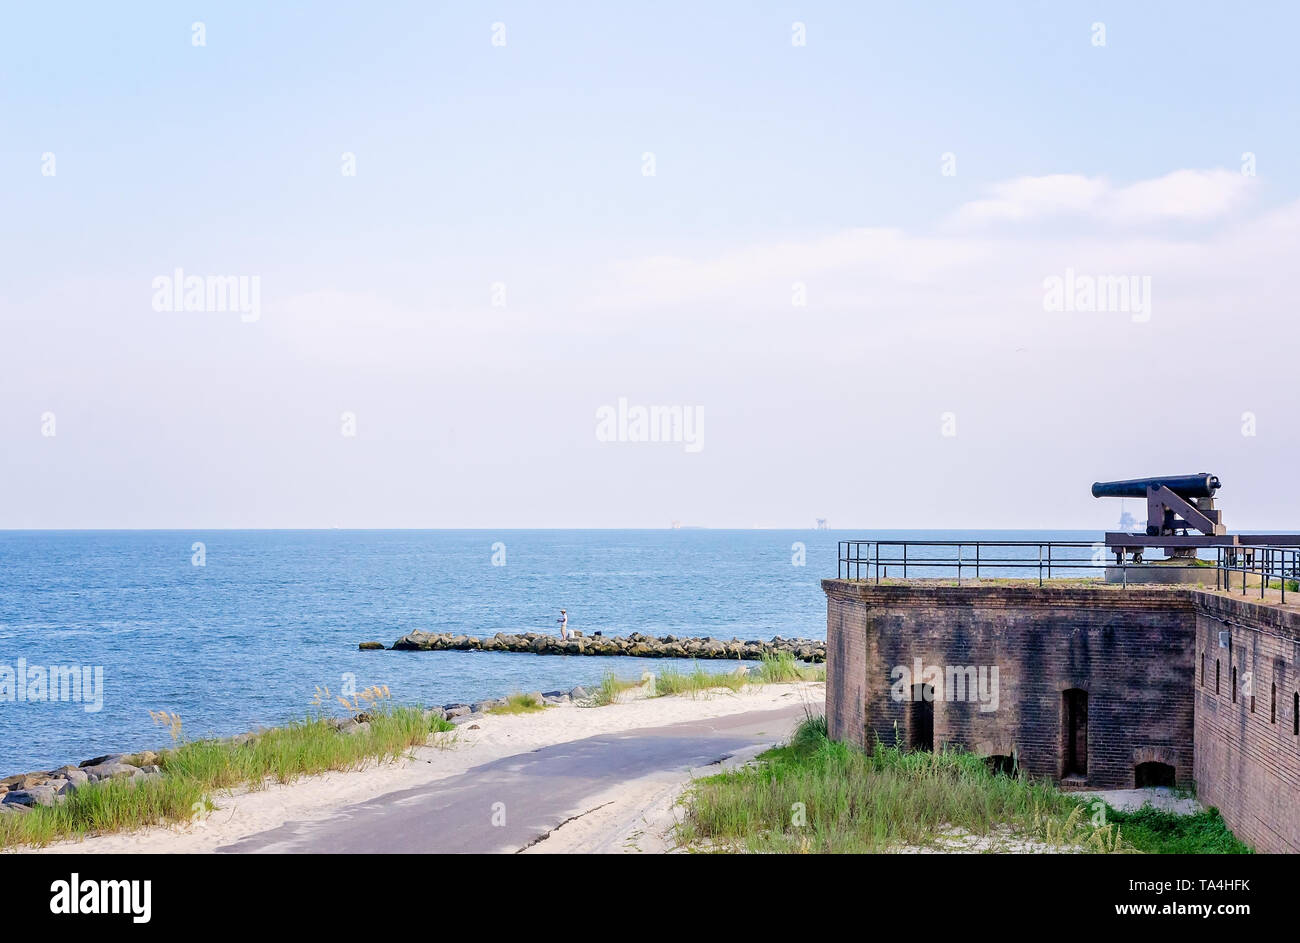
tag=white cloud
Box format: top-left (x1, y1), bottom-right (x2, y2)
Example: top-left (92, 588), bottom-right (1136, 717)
top-left (7, 168), bottom-right (1298, 527)
top-left (948, 168), bottom-right (1253, 227)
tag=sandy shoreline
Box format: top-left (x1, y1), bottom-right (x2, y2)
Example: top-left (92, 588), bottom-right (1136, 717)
top-left (21, 681), bottom-right (824, 854)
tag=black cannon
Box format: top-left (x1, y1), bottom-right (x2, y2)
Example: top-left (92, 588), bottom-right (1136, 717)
top-left (1092, 473), bottom-right (1300, 568)
top-left (1091, 474), bottom-right (1221, 501)
top-left (1093, 472), bottom-right (1226, 562)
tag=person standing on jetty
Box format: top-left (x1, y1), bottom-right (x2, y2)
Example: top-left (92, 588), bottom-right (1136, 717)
top-left (557, 609), bottom-right (570, 640)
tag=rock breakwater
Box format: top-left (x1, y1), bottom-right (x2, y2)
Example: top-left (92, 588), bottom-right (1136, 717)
top-left (382, 630), bottom-right (826, 662)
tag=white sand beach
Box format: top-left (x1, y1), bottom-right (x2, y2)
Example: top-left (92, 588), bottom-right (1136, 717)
top-left (23, 681), bottom-right (824, 854)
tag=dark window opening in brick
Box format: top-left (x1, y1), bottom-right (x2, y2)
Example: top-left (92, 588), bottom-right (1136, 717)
top-left (1294, 692), bottom-right (1298, 736)
top-left (1134, 761), bottom-right (1175, 788)
top-left (1200, 651), bottom-right (1205, 687)
top-left (1232, 666), bottom-right (1238, 703)
top-left (909, 683), bottom-right (934, 752)
top-left (1216, 659), bottom-right (1220, 694)
top-left (1271, 683), bottom-right (1277, 724)
top-left (986, 754), bottom-right (1016, 776)
top-left (1062, 688), bottom-right (1088, 778)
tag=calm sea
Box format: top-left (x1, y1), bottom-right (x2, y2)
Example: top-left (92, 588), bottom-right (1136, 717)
top-left (0, 529), bottom-right (1099, 774)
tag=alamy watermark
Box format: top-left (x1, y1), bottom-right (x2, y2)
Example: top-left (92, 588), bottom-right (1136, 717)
top-left (1, 658), bottom-right (104, 713)
top-left (1043, 268), bottom-right (1151, 322)
top-left (595, 398), bottom-right (703, 453)
top-left (151, 268), bottom-right (261, 322)
top-left (890, 658), bottom-right (999, 712)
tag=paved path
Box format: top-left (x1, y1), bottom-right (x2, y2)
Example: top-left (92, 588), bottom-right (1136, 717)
top-left (218, 705), bottom-right (805, 853)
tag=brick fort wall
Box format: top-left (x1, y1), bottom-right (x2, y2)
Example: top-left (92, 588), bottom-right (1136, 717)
top-left (822, 580), bottom-right (1300, 853)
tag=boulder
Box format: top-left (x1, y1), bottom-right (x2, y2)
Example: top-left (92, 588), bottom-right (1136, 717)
top-left (358, 641), bottom-right (385, 650)
top-left (569, 686), bottom-right (589, 700)
top-left (4, 785), bottom-right (57, 807)
top-left (78, 754), bottom-right (124, 769)
top-left (82, 762), bottom-right (141, 783)
top-left (391, 631), bottom-right (434, 651)
top-left (1, 773), bottom-right (48, 790)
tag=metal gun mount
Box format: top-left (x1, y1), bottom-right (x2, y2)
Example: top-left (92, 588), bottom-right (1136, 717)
top-left (1092, 473), bottom-right (1300, 563)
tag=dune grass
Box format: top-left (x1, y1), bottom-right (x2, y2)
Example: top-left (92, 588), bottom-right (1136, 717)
top-left (678, 713), bottom-right (1128, 853)
top-left (753, 651), bottom-right (825, 684)
top-left (588, 673), bottom-right (646, 706)
top-left (487, 692), bottom-right (548, 715)
top-left (594, 654), bottom-right (825, 702)
top-left (654, 664), bottom-right (748, 697)
top-left (0, 702), bottom-right (455, 850)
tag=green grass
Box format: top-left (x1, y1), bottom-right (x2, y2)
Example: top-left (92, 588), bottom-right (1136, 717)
top-left (588, 673), bottom-right (645, 706)
top-left (1100, 804), bottom-right (1251, 854)
top-left (654, 664), bottom-right (748, 697)
top-left (678, 714), bottom-right (1151, 853)
top-left (651, 657), bottom-right (824, 697)
top-left (487, 692), bottom-right (548, 715)
top-left (753, 651), bottom-right (825, 684)
top-left (0, 704), bottom-right (455, 849)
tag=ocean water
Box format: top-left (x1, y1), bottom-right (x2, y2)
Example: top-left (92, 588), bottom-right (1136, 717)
top-left (0, 529), bottom-right (1098, 774)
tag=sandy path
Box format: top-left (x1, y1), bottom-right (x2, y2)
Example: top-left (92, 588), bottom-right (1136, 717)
top-left (22, 681), bottom-right (824, 854)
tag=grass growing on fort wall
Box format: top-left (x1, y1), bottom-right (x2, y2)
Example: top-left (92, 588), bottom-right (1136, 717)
top-left (0, 703), bottom-right (455, 850)
top-left (678, 714), bottom-right (1249, 854)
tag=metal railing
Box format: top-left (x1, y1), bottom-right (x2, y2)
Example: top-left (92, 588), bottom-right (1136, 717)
top-left (836, 540), bottom-right (1300, 602)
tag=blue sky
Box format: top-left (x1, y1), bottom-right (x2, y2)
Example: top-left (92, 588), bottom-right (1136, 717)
top-left (3, 2), bottom-right (1299, 528)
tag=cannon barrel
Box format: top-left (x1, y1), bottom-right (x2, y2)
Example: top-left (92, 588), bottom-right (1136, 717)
top-left (1091, 474), bottom-right (1221, 500)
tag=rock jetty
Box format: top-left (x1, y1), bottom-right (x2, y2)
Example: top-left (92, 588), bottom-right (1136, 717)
top-left (0, 752), bottom-right (165, 814)
top-left (384, 630), bottom-right (826, 662)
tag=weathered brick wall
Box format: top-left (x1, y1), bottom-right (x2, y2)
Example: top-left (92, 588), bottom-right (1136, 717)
top-left (822, 579), bottom-right (1300, 852)
top-left (825, 590), bottom-right (867, 748)
top-left (1192, 594), bottom-right (1300, 853)
top-left (821, 582), bottom-right (1197, 789)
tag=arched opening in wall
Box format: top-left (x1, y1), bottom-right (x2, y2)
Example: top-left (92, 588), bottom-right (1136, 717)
top-left (1294, 692), bottom-right (1298, 736)
top-left (1134, 761), bottom-right (1176, 788)
top-left (1200, 651), bottom-right (1205, 687)
top-left (1232, 666), bottom-right (1238, 703)
top-left (1272, 683), bottom-right (1277, 724)
top-left (909, 683), bottom-right (934, 752)
top-left (1062, 688), bottom-right (1088, 779)
top-left (985, 754), bottom-right (1017, 776)
top-left (1216, 659), bottom-right (1220, 694)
